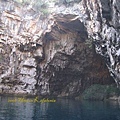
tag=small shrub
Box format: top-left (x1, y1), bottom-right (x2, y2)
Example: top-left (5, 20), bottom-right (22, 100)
top-left (40, 8), bottom-right (50, 15)
top-left (85, 39), bottom-right (93, 49)
top-left (54, 44), bottom-right (62, 49)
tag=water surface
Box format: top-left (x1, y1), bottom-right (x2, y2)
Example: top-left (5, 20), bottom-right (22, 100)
top-left (0, 96), bottom-right (120, 120)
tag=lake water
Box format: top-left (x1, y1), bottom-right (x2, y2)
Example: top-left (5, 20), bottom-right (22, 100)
top-left (0, 96), bottom-right (120, 120)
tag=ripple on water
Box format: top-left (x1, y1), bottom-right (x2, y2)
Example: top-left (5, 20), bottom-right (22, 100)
top-left (0, 96), bottom-right (120, 120)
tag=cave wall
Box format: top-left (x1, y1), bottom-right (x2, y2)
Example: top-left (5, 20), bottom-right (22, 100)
top-left (0, 0), bottom-right (119, 97)
top-left (55, 0), bottom-right (120, 87)
top-left (40, 33), bottom-right (114, 97)
top-left (80, 0), bottom-right (120, 86)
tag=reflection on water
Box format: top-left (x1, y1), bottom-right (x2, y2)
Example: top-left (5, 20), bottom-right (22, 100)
top-left (0, 96), bottom-right (120, 120)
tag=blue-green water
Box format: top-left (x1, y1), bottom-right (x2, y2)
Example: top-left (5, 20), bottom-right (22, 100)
top-left (0, 96), bottom-right (120, 120)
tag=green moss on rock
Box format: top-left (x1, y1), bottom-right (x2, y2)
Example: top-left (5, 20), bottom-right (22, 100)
top-left (82, 84), bottom-right (120, 100)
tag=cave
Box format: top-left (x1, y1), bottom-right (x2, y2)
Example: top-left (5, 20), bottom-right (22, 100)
top-left (38, 14), bottom-right (115, 97)
top-left (0, 0), bottom-right (119, 98)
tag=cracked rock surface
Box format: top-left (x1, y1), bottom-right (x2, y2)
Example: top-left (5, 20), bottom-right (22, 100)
top-left (0, 0), bottom-right (119, 97)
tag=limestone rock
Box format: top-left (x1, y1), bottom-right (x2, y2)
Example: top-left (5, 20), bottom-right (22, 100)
top-left (0, 0), bottom-right (119, 97)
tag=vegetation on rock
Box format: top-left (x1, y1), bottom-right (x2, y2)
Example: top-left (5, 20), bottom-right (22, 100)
top-left (82, 84), bottom-right (120, 100)
top-left (14, 0), bottom-right (50, 15)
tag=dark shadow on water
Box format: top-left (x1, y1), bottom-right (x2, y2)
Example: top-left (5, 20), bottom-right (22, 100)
top-left (0, 96), bottom-right (120, 120)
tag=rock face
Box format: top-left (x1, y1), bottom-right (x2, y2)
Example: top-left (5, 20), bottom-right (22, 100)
top-left (80, 0), bottom-right (120, 87)
top-left (0, 0), bottom-right (119, 97)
